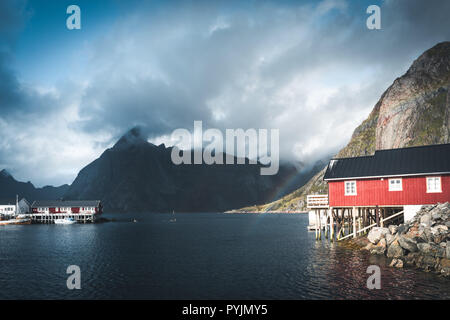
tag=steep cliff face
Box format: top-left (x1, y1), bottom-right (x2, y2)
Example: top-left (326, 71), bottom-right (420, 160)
top-left (248, 41), bottom-right (450, 212)
top-left (376, 42), bottom-right (450, 150)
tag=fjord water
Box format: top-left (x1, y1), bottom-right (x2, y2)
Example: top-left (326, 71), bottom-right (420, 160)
top-left (0, 213), bottom-right (449, 299)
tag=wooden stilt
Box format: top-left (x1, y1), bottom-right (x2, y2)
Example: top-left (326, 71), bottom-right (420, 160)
top-left (352, 207), bottom-right (357, 238)
top-left (376, 205), bottom-right (380, 227)
top-left (330, 207), bottom-right (334, 241)
top-left (315, 210), bottom-right (318, 240)
top-left (318, 210), bottom-right (322, 240)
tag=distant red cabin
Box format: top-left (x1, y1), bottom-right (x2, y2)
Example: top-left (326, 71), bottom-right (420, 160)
top-left (323, 144), bottom-right (450, 221)
top-left (31, 200), bottom-right (102, 215)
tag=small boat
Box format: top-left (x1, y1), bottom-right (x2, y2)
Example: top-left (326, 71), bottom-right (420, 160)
top-left (54, 218), bottom-right (77, 225)
top-left (0, 217), bottom-right (31, 226)
top-left (169, 210), bottom-right (176, 222)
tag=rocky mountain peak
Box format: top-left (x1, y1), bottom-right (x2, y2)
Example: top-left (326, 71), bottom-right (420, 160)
top-left (406, 42), bottom-right (450, 80)
top-left (375, 41), bottom-right (450, 151)
top-left (113, 126), bottom-right (152, 150)
top-left (0, 169), bottom-right (12, 179)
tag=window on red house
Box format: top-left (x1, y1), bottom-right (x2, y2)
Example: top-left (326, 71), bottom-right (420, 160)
top-left (344, 181), bottom-right (357, 195)
top-left (427, 176), bottom-right (442, 193)
top-left (389, 178), bottom-right (402, 191)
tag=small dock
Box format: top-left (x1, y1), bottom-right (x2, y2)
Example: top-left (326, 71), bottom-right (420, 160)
top-left (307, 194), bottom-right (404, 241)
top-left (27, 213), bottom-right (97, 224)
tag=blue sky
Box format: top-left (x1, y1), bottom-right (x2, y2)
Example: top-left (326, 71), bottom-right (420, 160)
top-left (0, 0), bottom-right (449, 186)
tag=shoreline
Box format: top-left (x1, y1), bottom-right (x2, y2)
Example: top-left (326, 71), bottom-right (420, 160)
top-left (225, 210), bottom-right (308, 214)
top-left (343, 202), bottom-right (450, 278)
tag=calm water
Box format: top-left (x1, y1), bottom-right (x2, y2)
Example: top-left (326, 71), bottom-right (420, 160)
top-left (0, 213), bottom-right (449, 300)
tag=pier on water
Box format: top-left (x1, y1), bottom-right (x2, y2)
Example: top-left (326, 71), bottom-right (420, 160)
top-left (26, 213), bottom-right (96, 224)
top-left (307, 195), bottom-right (404, 241)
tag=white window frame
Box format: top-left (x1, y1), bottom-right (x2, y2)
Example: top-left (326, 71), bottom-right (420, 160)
top-left (426, 176), bottom-right (442, 193)
top-left (344, 180), bottom-right (357, 196)
top-left (388, 178), bottom-right (402, 191)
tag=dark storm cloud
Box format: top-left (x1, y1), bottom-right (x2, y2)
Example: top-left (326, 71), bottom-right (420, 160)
top-left (75, 0), bottom-right (450, 158)
top-left (1, 0), bottom-right (450, 186)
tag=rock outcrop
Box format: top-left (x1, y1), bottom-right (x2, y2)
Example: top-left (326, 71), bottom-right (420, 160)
top-left (363, 202), bottom-right (450, 277)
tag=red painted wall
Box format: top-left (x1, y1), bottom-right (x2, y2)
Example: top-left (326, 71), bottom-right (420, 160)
top-left (328, 174), bottom-right (450, 207)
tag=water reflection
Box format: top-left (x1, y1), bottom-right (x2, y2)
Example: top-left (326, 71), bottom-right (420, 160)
top-left (0, 213), bottom-right (448, 299)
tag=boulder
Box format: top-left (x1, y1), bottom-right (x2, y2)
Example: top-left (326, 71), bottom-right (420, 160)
top-left (389, 258), bottom-right (404, 268)
top-left (387, 240), bottom-right (405, 258)
top-left (440, 259), bottom-right (450, 276)
top-left (422, 227), bottom-right (432, 242)
top-left (397, 224), bottom-right (409, 235)
top-left (420, 214), bottom-right (432, 227)
top-left (398, 235), bottom-right (418, 252)
top-left (447, 242), bottom-right (450, 259)
top-left (370, 239), bottom-right (387, 255)
top-left (388, 225), bottom-right (398, 235)
top-left (417, 242), bottom-right (432, 254)
top-left (431, 212), bottom-right (442, 221)
top-left (367, 227), bottom-right (390, 244)
top-left (405, 252), bottom-right (419, 265)
top-left (386, 233), bottom-right (396, 246)
top-left (436, 246), bottom-right (446, 258)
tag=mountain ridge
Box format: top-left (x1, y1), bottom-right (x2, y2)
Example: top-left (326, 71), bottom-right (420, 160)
top-left (238, 41), bottom-right (450, 212)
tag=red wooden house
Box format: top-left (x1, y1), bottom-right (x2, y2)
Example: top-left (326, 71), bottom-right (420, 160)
top-left (31, 200), bottom-right (102, 214)
top-left (30, 200), bottom-right (102, 223)
top-left (323, 143), bottom-right (450, 222)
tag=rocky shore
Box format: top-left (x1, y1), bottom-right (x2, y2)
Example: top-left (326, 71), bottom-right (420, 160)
top-left (360, 202), bottom-right (450, 277)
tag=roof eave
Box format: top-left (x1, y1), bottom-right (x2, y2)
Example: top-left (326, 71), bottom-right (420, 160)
top-left (324, 171), bottom-right (450, 181)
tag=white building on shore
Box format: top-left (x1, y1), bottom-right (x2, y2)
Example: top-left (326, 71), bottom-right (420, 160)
top-left (0, 197), bottom-right (31, 216)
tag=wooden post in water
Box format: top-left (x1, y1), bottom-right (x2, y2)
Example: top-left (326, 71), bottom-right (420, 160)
top-left (315, 210), bottom-right (318, 240)
top-left (318, 210), bottom-right (322, 240)
top-left (330, 207), bottom-right (334, 241)
top-left (376, 206), bottom-right (380, 227)
top-left (352, 207), bottom-right (357, 238)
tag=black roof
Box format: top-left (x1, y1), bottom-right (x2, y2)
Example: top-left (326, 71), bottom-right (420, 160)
top-left (324, 143), bottom-right (450, 181)
top-left (31, 200), bottom-right (101, 208)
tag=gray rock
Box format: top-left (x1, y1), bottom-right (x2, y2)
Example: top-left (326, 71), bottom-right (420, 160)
top-left (388, 225), bottom-right (398, 235)
top-left (420, 214), bottom-right (432, 227)
top-left (432, 212), bottom-right (442, 220)
top-left (370, 239), bottom-right (387, 255)
top-left (422, 227), bottom-right (432, 242)
top-left (387, 241), bottom-right (405, 258)
top-left (436, 246), bottom-right (446, 258)
top-left (398, 236), bottom-right (418, 252)
top-left (430, 227), bottom-right (440, 235)
top-left (367, 227), bottom-right (390, 244)
top-left (417, 243), bottom-right (432, 254)
top-left (447, 242), bottom-right (450, 259)
top-left (397, 224), bottom-right (409, 235)
top-left (386, 233), bottom-right (396, 246)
